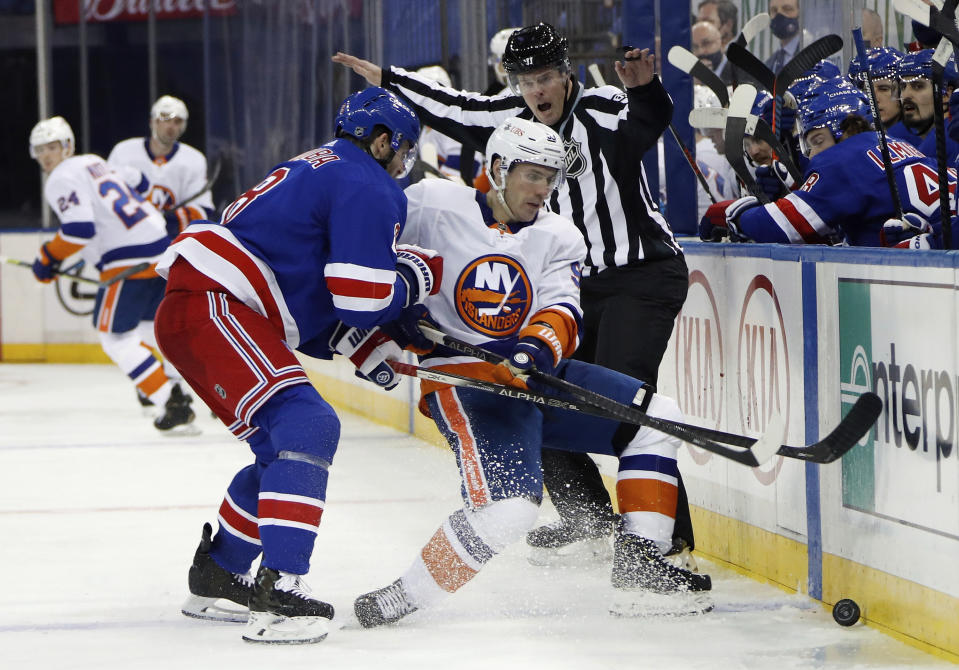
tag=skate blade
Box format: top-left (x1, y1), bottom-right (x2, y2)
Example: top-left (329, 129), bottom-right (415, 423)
top-left (242, 611), bottom-right (330, 644)
top-left (156, 422), bottom-right (202, 437)
top-left (181, 595), bottom-right (248, 623)
top-left (527, 537), bottom-right (612, 567)
top-left (609, 589), bottom-right (713, 617)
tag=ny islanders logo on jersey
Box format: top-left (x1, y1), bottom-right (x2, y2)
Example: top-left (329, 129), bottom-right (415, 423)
top-left (455, 255), bottom-right (532, 336)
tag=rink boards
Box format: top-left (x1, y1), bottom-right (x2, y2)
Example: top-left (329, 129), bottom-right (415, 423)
top-left (1, 231), bottom-right (957, 660)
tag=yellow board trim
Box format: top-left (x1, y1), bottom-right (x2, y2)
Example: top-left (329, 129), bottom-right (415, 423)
top-left (2, 343), bottom-right (110, 363)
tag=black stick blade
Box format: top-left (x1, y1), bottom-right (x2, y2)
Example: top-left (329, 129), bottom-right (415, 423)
top-left (781, 392), bottom-right (882, 464)
top-left (726, 42), bottom-right (775, 91)
top-left (777, 35), bottom-right (843, 91)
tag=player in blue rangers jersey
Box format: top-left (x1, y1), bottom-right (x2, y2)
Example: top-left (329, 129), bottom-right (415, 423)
top-left (349, 117), bottom-right (711, 626)
top-left (153, 87), bottom-right (442, 645)
top-left (699, 81), bottom-right (958, 248)
top-left (847, 47), bottom-right (904, 137)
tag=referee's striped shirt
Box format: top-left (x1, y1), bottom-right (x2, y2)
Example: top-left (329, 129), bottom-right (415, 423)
top-left (383, 67), bottom-right (683, 276)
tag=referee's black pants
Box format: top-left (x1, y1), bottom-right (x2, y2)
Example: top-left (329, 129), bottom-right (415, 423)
top-left (540, 253), bottom-right (695, 548)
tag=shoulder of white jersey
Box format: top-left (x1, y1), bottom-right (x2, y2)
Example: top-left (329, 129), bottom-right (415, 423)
top-left (107, 137), bottom-right (145, 160)
top-left (174, 141), bottom-right (208, 163)
top-left (534, 210), bottom-right (587, 254)
top-left (405, 175), bottom-right (475, 204)
top-left (46, 154), bottom-right (94, 188)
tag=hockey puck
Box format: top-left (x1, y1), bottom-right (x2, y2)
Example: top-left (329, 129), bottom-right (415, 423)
top-left (832, 598), bottom-right (860, 626)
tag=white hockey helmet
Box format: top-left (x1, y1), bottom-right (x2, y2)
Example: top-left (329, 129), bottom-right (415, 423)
top-left (489, 27), bottom-right (520, 85)
top-left (693, 84), bottom-right (722, 110)
top-left (485, 116), bottom-right (566, 193)
top-left (151, 95), bottom-right (189, 122)
top-left (416, 65), bottom-right (452, 88)
top-left (29, 116), bottom-right (75, 158)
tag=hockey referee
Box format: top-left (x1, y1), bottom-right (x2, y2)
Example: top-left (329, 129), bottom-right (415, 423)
top-left (333, 22), bottom-right (697, 572)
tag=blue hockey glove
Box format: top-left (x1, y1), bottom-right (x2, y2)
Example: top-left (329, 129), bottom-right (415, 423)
top-left (380, 304), bottom-right (437, 354)
top-left (329, 323), bottom-right (402, 390)
top-left (395, 244), bottom-right (443, 307)
top-left (491, 323), bottom-right (564, 391)
top-left (880, 213), bottom-right (933, 247)
top-left (32, 243), bottom-right (61, 283)
top-left (755, 160), bottom-right (794, 200)
top-left (508, 324), bottom-right (563, 376)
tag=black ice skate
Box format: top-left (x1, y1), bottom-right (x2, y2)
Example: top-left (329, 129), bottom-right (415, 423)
top-left (181, 522), bottom-right (253, 623)
top-left (354, 578), bottom-right (418, 628)
top-left (136, 389), bottom-right (155, 416)
top-left (610, 525), bottom-right (712, 617)
top-left (526, 513), bottom-right (617, 567)
top-left (242, 566), bottom-right (334, 644)
top-left (154, 384), bottom-right (199, 435)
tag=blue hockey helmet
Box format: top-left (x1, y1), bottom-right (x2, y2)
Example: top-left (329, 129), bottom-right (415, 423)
top-left (798, 81), bottom-right (873, 149)
top-left (789, 62), bottom-right (843, 106)
top-left (335, 87), bottom-right (420, 151)
top-left (898, 48), bottom-right (959, 85)
top-left (847, 46), bottom-right (903, 85)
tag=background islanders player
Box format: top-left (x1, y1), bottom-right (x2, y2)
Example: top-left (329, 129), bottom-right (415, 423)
top-left (28, 115), bottom-right (197, 434)
top-left (109, 95), bottom-right (216, 240)
top-left (348, 117), bottom-right (710, 626)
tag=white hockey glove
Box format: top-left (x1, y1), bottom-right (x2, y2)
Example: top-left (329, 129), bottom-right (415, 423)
top-left (395, 243), bottom-right (443, 307)
top-left (329, 324), bottom-right (402, 390)
top-left (880, 213), bottom-right (933, 248)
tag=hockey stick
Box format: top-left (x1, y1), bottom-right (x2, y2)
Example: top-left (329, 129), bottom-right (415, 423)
top-left (589, 63), bottom-right (717, 204)
top-left (852, 27), bottom-right (904, 225)
top-left (725, 84), bottom-right (771, 202)
top-left (735, 12), bottom-right (771, 47)
top-left (1, 255), bottom-right (100, 285)
top-left (725, 35), bottom-right (843, 101)
top-left (894, 0), bottom-right (955, 44)
top-left (417, 325), bottom-right (881, 464)
top-left (666, 46), bottom-right (730, 107)
top-left (390, 360), bottom-right (783, 467)
top-left (175, 156), bottom-right (222, 211)
top-left (727, 35), bottom-right (842, 166)
top-left (0, 256), bottom-right (150, 287)
top-left (730, 13), bottom-right (771, 88)
top-left (689, 107), bottom-right (802, 185)
top-left (932, 38), bottom-right (954, 249)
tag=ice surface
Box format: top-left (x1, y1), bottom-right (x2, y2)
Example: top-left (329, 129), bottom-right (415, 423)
top-left (0, 364), bottom-right (952, 669)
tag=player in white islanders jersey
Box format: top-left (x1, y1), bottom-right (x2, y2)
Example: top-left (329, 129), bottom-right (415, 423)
top-left (28, 116), bottom-right (197, 434)
top-left (108, 95), bottom-right (214, 238)
top-left (351, 117), bottom-right (711, 626)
